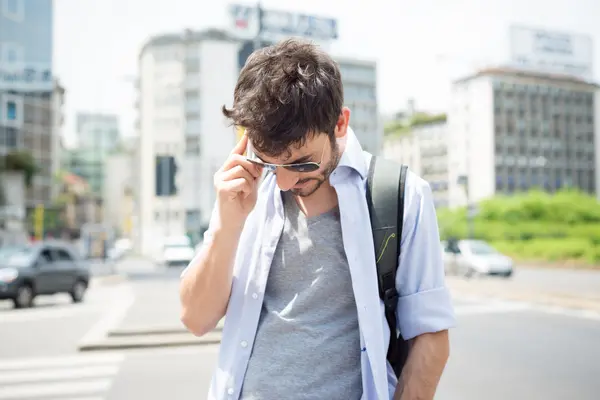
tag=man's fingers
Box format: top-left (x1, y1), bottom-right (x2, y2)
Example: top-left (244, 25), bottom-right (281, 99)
top-left (221, 155), bottom-right (262, 178)
top-left (231, 130), bottom-right (248, 156)
top-left (217, 178), bottom-right (252, 198)
top-left (220, 165), bottom-right (256, 185)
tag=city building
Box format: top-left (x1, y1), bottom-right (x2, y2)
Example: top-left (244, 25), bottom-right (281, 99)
top-left (447, 67), bottom-right (600, 207)
top-left (0, 0), bottom-right (64, 214)
top-left (103, 151), bottom-right (134, 238)
top-left (135, 29), bottom-right (241, 256)
top-left (62, 113), bottom-right (120, 196)
top-left (75, 113), bottom-right (120, 152)
top-left (336, 56), bottom-right (382, 155)
top-left (383, 119), bottom-right (450, 208)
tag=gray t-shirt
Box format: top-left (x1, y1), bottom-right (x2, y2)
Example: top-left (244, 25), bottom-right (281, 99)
top-left (240, 191), bottom-right (362, 400)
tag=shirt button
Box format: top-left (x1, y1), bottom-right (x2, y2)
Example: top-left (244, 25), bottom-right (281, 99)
top-left (227, 388), bottom-right (234, 395)
top-left (241, 340), bottom-right (248, 348)
top-left (252, 293), bottom-right (258, 299)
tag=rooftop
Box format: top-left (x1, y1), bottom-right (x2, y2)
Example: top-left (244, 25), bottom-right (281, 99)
top-left (454, 66), bottom-right (599, 88)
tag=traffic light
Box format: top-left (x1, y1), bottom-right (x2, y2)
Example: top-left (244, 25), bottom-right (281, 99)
top-left (167, 156), bottom-right (178, 195)
top-left (155, 155), bottom-right (178, 197)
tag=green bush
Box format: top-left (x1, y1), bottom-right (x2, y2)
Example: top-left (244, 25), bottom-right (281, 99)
top-left (438, 189), bottom-right (600, 265)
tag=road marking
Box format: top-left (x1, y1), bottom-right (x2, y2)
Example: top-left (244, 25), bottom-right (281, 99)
top-left (0, 352), bottom-right (124, 371)
top-left (0, 379), bottom-right (112, 399)
top-left (0, 284), bottom-right (130, 324)
top-left (454, 301), bottom-right (532, 316)
top-left (78, 284), bottom-right (135, 346)
top-left (0, 365), bottom-right (120, 384)
top-left (0, 352), bottom-right (124, 400)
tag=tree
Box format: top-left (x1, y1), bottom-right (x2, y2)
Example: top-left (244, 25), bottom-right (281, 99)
top-left (1, 150), bottom-right (38, 187)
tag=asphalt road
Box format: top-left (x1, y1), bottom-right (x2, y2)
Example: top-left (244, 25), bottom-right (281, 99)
top-left (1, 258), bottom-right (599, 399)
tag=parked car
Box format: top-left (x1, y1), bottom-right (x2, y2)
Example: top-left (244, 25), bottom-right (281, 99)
top-left (442, 239), bottom-right (514, 278)
top-left (156, 236), bottom-right (195, 267)
top-left (0, 241), bottom-right (90, 308)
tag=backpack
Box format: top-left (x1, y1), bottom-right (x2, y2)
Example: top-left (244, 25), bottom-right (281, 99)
top-left (366, 155), bottom-right (409, 378)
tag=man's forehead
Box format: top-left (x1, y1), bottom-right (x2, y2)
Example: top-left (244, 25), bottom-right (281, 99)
top-left (250, 137), bottom-right (320, 162)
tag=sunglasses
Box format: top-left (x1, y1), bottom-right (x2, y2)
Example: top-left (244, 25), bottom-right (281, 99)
top-left (246, 137), bottom-right (327, 173)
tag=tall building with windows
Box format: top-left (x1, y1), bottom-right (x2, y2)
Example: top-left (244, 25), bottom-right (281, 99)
top-left (336, 57), bottom-right (382, 155)
top-left (61, 113), bottom-right (120, 195)
top-left (135, 29), bottom-right (241, 256)
top-left (0, 0), bottom-right (63, 211)
top-left (384, 120), bottom-right (450, 208)
top-left (448, 67), bottom-right (600, 206)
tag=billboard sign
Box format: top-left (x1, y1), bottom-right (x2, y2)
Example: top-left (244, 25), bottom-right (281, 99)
top-left (228, 4), bottom-right (338, 41)
top-left (0, 62), bottom-right (53, 91)
top-left (509, 26), bottom-right (593, 81)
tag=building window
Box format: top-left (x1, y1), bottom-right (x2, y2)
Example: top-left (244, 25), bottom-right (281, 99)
top-left (0, 42), bottom-right (23, 63)
top-left (1, 0), bottom-right (24, 22)
top-left (6, 101), bottom-right (16, 120)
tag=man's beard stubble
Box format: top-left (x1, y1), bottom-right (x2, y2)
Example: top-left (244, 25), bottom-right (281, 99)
top-left (291, 142), bottom-right (341, 198)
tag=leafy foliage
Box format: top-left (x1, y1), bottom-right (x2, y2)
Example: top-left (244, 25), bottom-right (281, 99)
top-left (384, 113), bottom-right (447, 137)
top-left (437, 189), bottom-right (600, 264)
top-left (1, 150), bottom-right (38, 187)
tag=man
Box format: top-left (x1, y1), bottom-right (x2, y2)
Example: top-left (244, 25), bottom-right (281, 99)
top-left (180, 38), bottom-right (455, 400)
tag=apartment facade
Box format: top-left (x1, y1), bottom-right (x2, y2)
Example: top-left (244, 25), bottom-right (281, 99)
top-left (383, 121), bottom-right (450, 208)
top-left (64, 113), bottom-right (120, 195)
top-left (135, 29), bottom-right (241, 256)
top-left (448, 67), bottom-right (600, 206)
top-left (0, 0), bottom-right (63, 212)
top-left (336, 57), bottom-right (382, 155)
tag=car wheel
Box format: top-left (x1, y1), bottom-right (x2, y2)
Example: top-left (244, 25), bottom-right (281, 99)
top-left (70, 280), bottom-right (87, 303)
top-left (502, 270), bottom-right (513, 278)
top-left (13, 284), bottom-right (34, 309)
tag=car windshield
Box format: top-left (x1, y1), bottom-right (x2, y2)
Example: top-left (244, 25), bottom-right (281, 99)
top-left (0, 246), bottom-right (36, 268)
top-left (465, 241), bottom-right (498, 255)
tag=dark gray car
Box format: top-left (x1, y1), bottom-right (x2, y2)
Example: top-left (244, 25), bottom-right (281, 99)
top-left (0, 241), bottom-right (90, 308)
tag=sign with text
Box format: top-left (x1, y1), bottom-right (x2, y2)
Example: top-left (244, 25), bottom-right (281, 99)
top-left (228, 4), bottom-right (338, 41)
top-left (0, 63), bottom-right (53, 91)
top-left (509, 26), bottom-right (593, 81)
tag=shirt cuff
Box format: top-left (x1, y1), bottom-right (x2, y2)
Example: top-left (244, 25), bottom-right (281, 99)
top-left (396, 286), bottom-right (456, 340)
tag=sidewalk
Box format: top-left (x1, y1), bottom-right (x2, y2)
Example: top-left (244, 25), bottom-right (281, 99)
top-left (447, 276), bottom-right (600, 313)
top-left (78, 277), bottom-right (223, 352)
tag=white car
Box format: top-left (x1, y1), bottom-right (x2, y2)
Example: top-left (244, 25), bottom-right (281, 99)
top-left (442, 239), bottom-right (514, 278)
top-left (157, 237), bottom-right (195, 267)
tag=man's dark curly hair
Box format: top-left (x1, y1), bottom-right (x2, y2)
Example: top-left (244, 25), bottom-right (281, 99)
top-left (222, 38), bottom-right (344, 157)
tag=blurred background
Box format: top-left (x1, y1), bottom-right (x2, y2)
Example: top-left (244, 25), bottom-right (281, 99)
top-left (0, 0), bottom-right (599, 399)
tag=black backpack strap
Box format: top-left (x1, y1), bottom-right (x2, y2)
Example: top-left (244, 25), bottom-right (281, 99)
top-left (366, 155), bottom-right (409, 377)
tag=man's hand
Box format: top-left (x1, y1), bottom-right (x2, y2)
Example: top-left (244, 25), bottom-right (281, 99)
top-left (214, 134), bottom-right (263, 232)
top-left (394, 330), bottom-right (450, 400)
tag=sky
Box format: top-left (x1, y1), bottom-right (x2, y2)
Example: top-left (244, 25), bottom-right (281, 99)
top-left (53, 0), bottom-right (600, 145)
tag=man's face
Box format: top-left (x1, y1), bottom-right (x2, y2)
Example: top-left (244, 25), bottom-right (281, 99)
top-left (248, 107), bottom-right (350, 197)
top-left (252, 134), bottom-right (341, 197)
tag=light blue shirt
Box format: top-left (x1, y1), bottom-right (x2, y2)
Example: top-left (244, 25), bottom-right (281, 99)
top-left (183, 128), bottom-right (456, 400)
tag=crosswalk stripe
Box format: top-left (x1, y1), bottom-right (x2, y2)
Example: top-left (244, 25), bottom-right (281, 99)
top-left (0, 353), bottom-right (124, 371)
top-left (0, 379), bottom-right (112, 399)
top-left (0, 365), bottom-right (120, 384)
top-left (44, 398), bottom-right (104, 400)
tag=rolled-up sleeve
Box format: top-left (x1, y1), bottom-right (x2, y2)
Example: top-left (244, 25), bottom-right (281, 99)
top-left (395, 171), bottom-right (456, 340)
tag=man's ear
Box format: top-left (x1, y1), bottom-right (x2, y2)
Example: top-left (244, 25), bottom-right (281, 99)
top-left (334, 107), bottom-right (351, 139)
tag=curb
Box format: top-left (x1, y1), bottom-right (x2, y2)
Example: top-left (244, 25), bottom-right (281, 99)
top-left (108, 319), bottom-right (225, 337)
top-left (448, 279), bottom-right (600, 312)
top-left (78, 331), bottom-right (222, 351)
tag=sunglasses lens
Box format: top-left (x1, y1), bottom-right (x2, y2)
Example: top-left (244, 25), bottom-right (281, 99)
top-left (287, 163), bottom-right (319, 173)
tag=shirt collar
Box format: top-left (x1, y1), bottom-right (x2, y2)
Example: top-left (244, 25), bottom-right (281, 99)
top-left (335, 126), bottom-right (368, 179)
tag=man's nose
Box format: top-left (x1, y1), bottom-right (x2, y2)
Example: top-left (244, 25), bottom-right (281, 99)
top-left (275, 168), bottom-right (299, 191)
